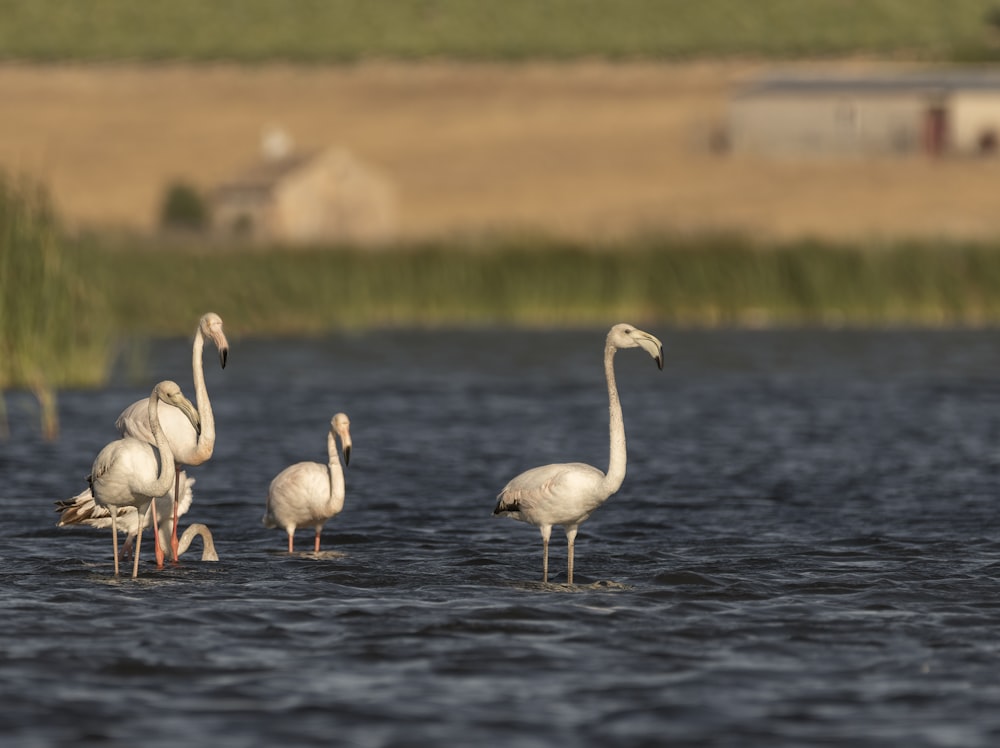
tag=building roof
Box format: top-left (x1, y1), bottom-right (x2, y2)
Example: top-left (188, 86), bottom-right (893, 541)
top-left (215, 149), bottom-right (322, 198)
top-left (735, 69), bottom-right (1000, 98)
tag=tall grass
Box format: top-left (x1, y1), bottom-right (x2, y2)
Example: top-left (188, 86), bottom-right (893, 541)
top-left (8, 218), bottom-right (1000, 434)
top-left (0, 173), bottom-right (113, 438)
top-left (0, 0), bottom-right (997, 62)
top-left (71, 233), bottom-right (1000, 341)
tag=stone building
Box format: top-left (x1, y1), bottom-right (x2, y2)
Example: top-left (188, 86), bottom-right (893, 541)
top-left (213, 144), bottom-right (395, 244)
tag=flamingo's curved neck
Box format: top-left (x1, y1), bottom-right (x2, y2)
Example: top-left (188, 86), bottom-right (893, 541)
top-left (603, 343), bottom-right (627, 494)
top-left (326, 431), bottom-right (346, 514)
top-left (191, 329), bottom-right (215, 460)
top-left (177, 523), bottom-right (218, 560)
top-left (148, 392), bottom-right (177, 498)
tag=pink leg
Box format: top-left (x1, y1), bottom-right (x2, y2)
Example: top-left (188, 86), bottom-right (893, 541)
top-left (151, 500), bottom-right (164, 569)
top-left (287, 533), bottom-right (294, 554)
top-left (314, 530), bottom-right (321, 553)
top-left (133, 504), bottom-right (150, 579)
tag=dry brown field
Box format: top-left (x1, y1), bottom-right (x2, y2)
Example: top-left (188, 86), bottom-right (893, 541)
top-left (5, 60), bottom-right (1000, 243)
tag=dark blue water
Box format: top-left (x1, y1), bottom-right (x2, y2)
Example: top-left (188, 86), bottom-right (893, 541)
top-left (3, 327), bottom-right (1000, 747)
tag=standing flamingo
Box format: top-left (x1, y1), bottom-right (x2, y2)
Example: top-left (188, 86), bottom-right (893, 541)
top-left (493, 323), bottom-right (663, 585)
top-left (88, 381), bottom-right (199, 578)
top-left (56, 472), bottom-right (195, 560)
top-left (263, 413), bottom-right (352, 553)
top-left (115, 312), bottom-right (228, 564)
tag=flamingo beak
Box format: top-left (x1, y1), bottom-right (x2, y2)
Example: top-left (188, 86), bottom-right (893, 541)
top-left (177, 396), bottom-right (202, 436)
top-left (635, 331), bottom-right (664, 370)
top-left (336, 422), bottom-right (353, 467)
top-left (213, 329), bottom-right (229, 370)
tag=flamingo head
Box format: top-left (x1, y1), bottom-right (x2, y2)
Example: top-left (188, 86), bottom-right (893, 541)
top-left (154, 380), bottom-right (201, 434)
top-left (608, 323), bottom-right (664, 370)
top-left (199, 312), bottom-right (229, 369)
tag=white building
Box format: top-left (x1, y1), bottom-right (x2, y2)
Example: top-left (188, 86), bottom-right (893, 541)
top-left (729, 70), bottom-right (1000, 157)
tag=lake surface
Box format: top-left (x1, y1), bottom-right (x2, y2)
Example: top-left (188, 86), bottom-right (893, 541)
top-left (3, 327), bottom-right (1000, 747)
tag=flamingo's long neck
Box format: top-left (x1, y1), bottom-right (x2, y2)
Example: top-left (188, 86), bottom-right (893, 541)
top-left (326, 431), bottom-right (346, 514)
top-left (603, 342), bottom-right (627, 495)
top-left (148, 391), bottom-right (177, 498)
top-left (190, 330), bottom-right (215, 461)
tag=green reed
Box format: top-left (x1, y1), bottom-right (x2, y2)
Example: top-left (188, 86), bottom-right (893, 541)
top-left (8, 222), bottom-right (1000, 440)
top-left (0, 173), bottom-right (113, 437)
top-left (70, 233), bottom-right (1000, 342)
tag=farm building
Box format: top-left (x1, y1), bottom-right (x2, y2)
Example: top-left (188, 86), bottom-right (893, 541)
top-left (728, 69), bottom-right (1000, 157)
top-left (212, 144), bottom-right (395, 244)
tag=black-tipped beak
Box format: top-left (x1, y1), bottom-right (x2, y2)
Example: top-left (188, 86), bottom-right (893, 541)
top-left (343, 444), bottom-right (351, 467)
top-left (656, 352), bottom-right (664, 371)
top-left (219, 347), bottom-right (228, 369)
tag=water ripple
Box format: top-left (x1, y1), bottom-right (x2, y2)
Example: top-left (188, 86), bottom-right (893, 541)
top-left (5, 329), bottom-right (1000, 746)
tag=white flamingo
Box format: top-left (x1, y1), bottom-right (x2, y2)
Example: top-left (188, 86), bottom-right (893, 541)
top-left (88, 380), bottom-right (199, 578)
top-left (115, 312), bottom-right (228, 564)
top-left (493, 323), bottom-right (663, 585)
top-left (56, 472), bottom-right (195, 559)
top-left (263, 413), bottom-right (352, 553)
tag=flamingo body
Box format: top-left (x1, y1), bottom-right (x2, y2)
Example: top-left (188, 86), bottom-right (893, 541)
top-left (496, 462), bottom-right (607, 528)
top-left (115, 401), bottom-right (204, 464)
top-left (263, 413), bottom-right (352, 553)
top-left (494, 323), bottom-right (663, 584)
top-left (56, 473), bottom-right (195, 559)
top-left (88, 380), bottom-right (199, 577)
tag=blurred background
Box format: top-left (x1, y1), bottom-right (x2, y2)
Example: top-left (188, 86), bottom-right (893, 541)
top-left (7, 0), bottom-right (1000, 431)
top-left (7, 1), bottom-right (1000, 243)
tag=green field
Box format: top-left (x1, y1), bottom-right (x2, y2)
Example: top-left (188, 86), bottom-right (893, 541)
top-left (1, 0), bottom-right (999, 62)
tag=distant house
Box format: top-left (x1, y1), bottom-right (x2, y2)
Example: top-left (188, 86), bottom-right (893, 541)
top-left (728, 69), bottom-right (1000, 157)
top-left (212, 145), bottom-right (395, 244)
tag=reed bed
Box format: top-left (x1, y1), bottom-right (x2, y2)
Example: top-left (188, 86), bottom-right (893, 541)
top-left (9, 223), bottom-right (1000, 439)
top-left (71, 233), bottom-right (1000, 340)
top-left (0, 174), bottom-right (113, 437)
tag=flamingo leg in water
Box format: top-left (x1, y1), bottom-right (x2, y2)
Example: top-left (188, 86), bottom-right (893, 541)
top-left (540, 526), bottom-right (551, 583)
top-left (566, 526), bottom-right (579, 585)
top-left (111, 509), bottom-right (120, 577)
top-left (314, 530), bottom-right (321, 553)
top-left (171, 467), bottom-right (182, 564)
top-left (287, 532), bottom-right (294, 554)
top-left (133, 505), bottom-right (152, 579)
top-left (151, 498), bottom-right (164, 569)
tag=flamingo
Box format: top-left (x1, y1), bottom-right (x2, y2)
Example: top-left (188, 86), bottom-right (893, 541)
top-left (177, 523), bottom-right (219, 561)
top-left (55, 473), bottom-right (196, 560)
top-left (115, 312), bottom-right (228, 565)
top-left (493, 323), bottom-right (663, 585)
top-left (263, 413), bottom-right (352, 553)
top-left (88, 380), bottom-right (199, 578)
